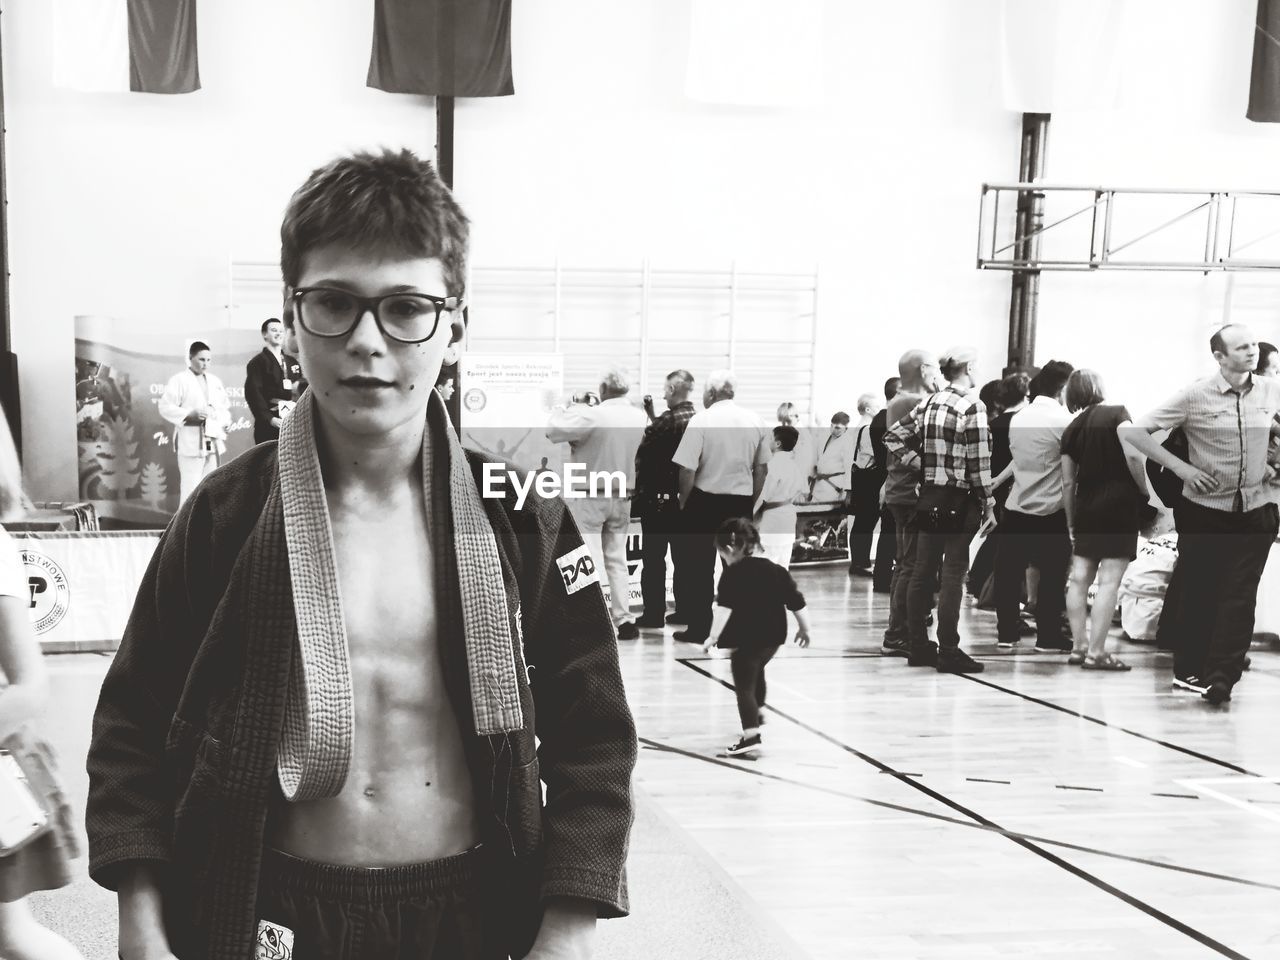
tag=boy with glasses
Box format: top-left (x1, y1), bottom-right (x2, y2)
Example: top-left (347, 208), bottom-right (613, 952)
top-left (87, 149), bottom-right (637, 960)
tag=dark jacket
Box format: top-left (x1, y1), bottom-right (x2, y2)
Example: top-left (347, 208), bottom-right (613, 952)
top-left (85, 442), bottom-right (637, 960)
top-left (869, 409), bottom-right (889, 473)
top-left (633, 400), bottom-right (696, 509)
top-left (243, 349), bottom-right (304, 444)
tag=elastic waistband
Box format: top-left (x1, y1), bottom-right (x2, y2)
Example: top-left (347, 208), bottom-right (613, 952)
top-left (261, 844), bottom-right (486, 902)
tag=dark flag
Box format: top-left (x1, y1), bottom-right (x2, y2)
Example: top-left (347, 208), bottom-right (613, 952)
top-left (1248, 0), bottom-right (1280, 121)
top-left (127, 0), bottom-right (201, 94)
top-left (367, 0), bottom-right (514, 97)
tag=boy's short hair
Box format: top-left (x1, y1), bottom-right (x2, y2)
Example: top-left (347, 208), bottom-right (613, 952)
top-left (280, 148), bottom-right (470, 300)
top-left (189, 340), bottom-right (211, 358)
top-left (773, 425), bottom-right (799, 452)
top-left (830, 411), bottom-right (850, 426)
top-left (261, 318), bottom-right (281, 335)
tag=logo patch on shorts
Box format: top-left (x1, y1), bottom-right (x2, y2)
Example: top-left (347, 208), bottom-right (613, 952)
top-left (556, 544), bottom-right (599, 595)
top-left (256, 919), bottom-right (294, 960)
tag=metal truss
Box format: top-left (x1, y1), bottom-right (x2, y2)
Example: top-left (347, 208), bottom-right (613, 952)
top-left (977, 184), bottom-right (1280, 272)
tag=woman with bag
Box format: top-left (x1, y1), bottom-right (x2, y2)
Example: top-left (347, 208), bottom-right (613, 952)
top-left (0, 407), bottom-right (84, 960)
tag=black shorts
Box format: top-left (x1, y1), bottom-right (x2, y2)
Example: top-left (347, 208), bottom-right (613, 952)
top-left (255, 845), bottom-right (504, 960)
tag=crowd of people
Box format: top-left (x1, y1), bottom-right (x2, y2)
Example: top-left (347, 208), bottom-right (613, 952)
top-left (549, 323), bottom-right (1277, 726)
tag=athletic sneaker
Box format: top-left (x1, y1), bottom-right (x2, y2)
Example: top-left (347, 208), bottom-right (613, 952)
top-left (995, 639), bottom-right (1022, 651)
top-left (725, 733), bottom-right (762, 757)
top-left (1172, 674), bottom-right (1208, 694)
top-left (937, 649), bottom-right (985, 674)
top-left (616, 622), bottom-right (640, 640)
top-left (1203, 681), bottom-right (1232, 705)
top-left (1033, 639), bottom-right (1074, 653)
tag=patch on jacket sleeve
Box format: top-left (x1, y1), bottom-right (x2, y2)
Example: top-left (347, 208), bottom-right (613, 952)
top-left (556, 544), bottom-right (600, 595)
top-left (256, 919), bottom-right (294, 959)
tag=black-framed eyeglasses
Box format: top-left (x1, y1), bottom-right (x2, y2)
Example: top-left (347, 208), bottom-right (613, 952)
top-left (292, 286), bottom-right (464, 345)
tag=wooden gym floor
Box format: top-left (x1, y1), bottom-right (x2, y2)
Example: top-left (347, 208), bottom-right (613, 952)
top-left (619, 562), bottom-right (1280, 960)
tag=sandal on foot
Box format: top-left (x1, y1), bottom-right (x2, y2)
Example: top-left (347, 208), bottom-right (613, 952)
top-left (1082, 653), bottom-right (1131, 671)
top-left (1067, 650), bottom-right (1087, 665)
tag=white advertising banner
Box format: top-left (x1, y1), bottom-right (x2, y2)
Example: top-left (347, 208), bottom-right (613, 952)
top-left (15, 531), bottom-right (161, 652)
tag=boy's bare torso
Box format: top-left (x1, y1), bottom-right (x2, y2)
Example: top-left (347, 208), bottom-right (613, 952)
top-left (265, 480), bottom-right (480, 865)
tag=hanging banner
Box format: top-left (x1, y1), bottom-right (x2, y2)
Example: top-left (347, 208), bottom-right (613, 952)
top-left (74, 315), bottom-right (261, 521)
top-left (1249, 0), bottom-right (1280, 121)
top-left (1000, 0), bottom-right (1125, 112)
top-left (367, 0), bottom-right (514, 97)
top-left (52, 0), bottom-right (201, 94)
top-left (15, 531), bottom-right (161, 652)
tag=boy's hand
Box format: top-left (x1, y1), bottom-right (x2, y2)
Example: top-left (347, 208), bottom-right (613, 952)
top-left (701, 636), bottom-right (717, 653)
top-left (795, 629), bottom-right (811, 648)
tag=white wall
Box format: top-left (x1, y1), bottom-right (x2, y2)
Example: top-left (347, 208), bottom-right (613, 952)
top-left (14, 0), bottom-right (1280, 498)
top-left (1034, 0), bottom-right (1280, 414)
top-left (5, 0), bottom-right (434, 498)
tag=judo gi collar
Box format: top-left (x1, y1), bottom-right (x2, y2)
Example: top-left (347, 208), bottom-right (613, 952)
top-left (275, 388), bottom-right (524, 802)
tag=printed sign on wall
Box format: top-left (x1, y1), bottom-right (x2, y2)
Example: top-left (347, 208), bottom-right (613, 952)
top-left (459, 354), bottom-right (565, 474)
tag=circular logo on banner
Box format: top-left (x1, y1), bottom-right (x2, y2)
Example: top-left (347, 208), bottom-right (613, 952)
top-left (462, 388), bottom-right (487, 413)
top-left (20, 550), bottom-right (70, 636)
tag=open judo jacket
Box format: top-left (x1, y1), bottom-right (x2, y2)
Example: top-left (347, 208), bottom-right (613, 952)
top-left (85, 442), bottom-right (637, 960)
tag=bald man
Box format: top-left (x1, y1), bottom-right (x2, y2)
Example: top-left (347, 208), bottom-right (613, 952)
top-left (1121, 323), bottom-right (1280, 705)
top-left (671, 370), bottom-right (771, 644)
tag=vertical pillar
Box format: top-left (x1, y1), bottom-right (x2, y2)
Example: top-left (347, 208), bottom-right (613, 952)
top-left (0, 8), bottom-right (20, 456)
top-left (1006, 112), bottom-right (1050, 375)
top-left (436, 96), bottom-right (462, 433)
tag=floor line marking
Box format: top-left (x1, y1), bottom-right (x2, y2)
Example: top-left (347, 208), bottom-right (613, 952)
top-left (1175, 777), bottom-right (1280, 825)
top-left (638, 735), bottom-right (1277, 893)
top-left (673, 659), bottom-right (1264, 958)
top-left (952, 672), bottom-right (1270, 778)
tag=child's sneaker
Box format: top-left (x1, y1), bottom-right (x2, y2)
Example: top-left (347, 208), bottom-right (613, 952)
top-left (725, 733), bottom-right (762, 757)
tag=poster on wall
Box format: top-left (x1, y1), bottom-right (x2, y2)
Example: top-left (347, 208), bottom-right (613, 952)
top-left (74, 315), bottom-right (262, 521)
top-left (458, 353), bottom-right (565, 473)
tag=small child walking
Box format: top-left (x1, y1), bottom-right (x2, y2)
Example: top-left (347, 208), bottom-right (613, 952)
top-left (703, 518), bottom-right (811, 758)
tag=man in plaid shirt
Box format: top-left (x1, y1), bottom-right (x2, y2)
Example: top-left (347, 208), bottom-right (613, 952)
top-left (884, 346), bottom-right (994, 674)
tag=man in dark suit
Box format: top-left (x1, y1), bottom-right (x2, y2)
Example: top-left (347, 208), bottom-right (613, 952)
top-left (633, 369), bottom-right (697, 629)
top-left (244, 317), bottom-right (305, 444)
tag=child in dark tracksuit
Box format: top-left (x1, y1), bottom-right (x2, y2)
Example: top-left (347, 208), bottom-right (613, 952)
top-left (704, 518), bottom-right (811, 757)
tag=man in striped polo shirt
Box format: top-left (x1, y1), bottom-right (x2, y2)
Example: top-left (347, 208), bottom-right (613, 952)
top-left (1121, 323), bottom-right (1280, 705)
